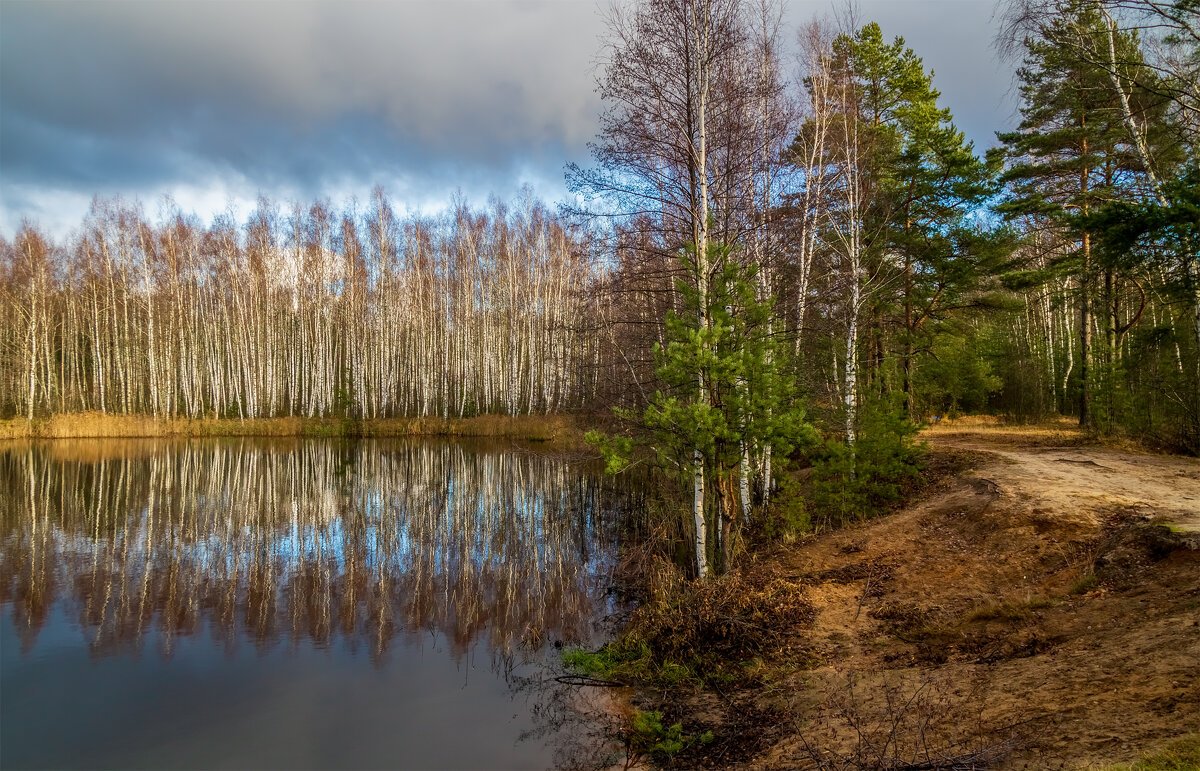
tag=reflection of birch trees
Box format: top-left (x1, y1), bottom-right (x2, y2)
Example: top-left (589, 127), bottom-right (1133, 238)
top-left (0, 440), bottom-right (622, 660)
top-left (0, 191), bottom-right (599, 419)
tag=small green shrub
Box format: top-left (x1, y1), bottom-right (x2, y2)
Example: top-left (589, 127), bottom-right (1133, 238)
top-left (562, 635), bottom-right (656, 683)
top-left (629, 709), bottom-right (714, 762)
top-left (763, 471), bottom-right (811, 539)
top-left (1069, 573), bottom-right (1100, 595)
top-left (563, 637), bottom-right (702, 688)
top-left (811, 400), bottom-right (925, 527)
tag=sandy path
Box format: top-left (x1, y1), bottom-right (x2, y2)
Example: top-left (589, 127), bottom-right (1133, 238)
top-left (926, 425), bottom-right (1200, 533)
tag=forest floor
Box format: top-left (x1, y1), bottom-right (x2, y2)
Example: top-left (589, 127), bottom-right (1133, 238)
top-left (639, 418), bottom-right (1200, 770)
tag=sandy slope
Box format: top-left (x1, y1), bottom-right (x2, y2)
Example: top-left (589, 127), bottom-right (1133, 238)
top-left (737, 422), bottom-right (1200, 769)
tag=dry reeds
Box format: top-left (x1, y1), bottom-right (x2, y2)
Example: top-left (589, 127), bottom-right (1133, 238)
top-left (0, 411), bottom-right (588, 443)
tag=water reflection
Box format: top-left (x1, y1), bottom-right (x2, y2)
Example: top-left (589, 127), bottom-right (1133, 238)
top-left (0, 439), bottom-right (621, 662)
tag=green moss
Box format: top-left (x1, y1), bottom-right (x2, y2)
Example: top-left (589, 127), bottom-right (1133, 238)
top-left (562, 636), bottom-right (658, 683)
top-left (561, 636), bottom-right (710, 688)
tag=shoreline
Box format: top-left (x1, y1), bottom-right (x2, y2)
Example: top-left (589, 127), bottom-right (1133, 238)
top-left (0, 411), bottom-right (590, 443)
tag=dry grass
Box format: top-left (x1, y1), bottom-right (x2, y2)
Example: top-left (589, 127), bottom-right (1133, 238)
top-left (921, 414), bottom-right (1089, 449)
top-left (0, 411), bottom-right (588, 443)
top-left (0, 412), bottom-right (303, 439)
top-left (921, 414), bottom-right (1191, 456)
top-left (1096, 734), bottom-right (1200, 770)
top-left (631, 562), bottom-right (816, 668)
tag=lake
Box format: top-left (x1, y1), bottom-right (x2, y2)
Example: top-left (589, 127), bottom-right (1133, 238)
top-left (0, 438), bottom-right (630, 770)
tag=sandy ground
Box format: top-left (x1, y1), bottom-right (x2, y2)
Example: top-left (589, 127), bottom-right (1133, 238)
top-left (926, 420), bottom-right (1200, 535)
top-left (668, 420), bottom-right (1200, 769)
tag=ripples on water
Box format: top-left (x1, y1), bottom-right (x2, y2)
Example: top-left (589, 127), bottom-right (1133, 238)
top-left (0, 438), bottom-right (631, 770)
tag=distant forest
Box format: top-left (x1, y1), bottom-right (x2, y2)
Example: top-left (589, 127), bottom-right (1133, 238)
top-left (3, 0), bottom-right (1197, 457)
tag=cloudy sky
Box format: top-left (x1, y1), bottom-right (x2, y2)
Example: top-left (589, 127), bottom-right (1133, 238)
top-left (0, 0), bottom-right (1014, 239)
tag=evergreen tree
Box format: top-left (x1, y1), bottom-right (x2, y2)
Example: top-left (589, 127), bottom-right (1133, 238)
top-left (1089, 163), bottom-right (1200, 448)
top-left (810, 24), bottom-right (1000, 418)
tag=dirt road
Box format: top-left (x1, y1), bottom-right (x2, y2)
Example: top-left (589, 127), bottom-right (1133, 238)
top-left (927, 421), bottom-right (1200, 534)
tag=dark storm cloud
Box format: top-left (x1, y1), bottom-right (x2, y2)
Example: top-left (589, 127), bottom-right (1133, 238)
top-left (0, 0), bottom-right (1013, 236)
top-left (854, 0), bottom-right (1014, 153)
top-left (1, 0), bottom-right (605, 232)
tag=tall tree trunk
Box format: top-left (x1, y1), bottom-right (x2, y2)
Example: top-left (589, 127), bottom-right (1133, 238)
top-left (1080, 232), bottom-right (1092, 428)
top-left (691, 0), bottom-right (714, 578)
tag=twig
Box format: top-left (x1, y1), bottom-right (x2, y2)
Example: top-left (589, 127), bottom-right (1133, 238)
top-left (555, 674), bottom-right (627, 688)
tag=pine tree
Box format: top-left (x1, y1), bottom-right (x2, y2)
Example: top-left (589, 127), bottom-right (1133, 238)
top-left (844, 24), bottom-right (999, 416)
top-left (590, 242), bottom-right (814, 577)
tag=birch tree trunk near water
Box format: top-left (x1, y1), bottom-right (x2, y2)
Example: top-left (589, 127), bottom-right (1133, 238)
top-left (573, 0), bottom-right (755, 577)
top-left (16, 228), bottom-right (49, 422)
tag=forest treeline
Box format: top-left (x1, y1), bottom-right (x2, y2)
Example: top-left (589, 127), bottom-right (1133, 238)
top-left (580, 0), bottom-right (1198, 575)
top-left (1, 2), bottom-right (1196, 569)
top-left (1, 193), bottom-right (602, 420)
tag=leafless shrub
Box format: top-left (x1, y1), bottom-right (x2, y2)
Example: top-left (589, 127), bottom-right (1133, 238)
top-left (794, 672), bottom-right (1029, 770)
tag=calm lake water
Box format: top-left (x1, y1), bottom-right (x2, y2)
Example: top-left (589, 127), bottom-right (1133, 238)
top-left (0, 438), bottom-right (630, 770)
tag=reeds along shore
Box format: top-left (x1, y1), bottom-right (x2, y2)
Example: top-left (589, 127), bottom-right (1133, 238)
top-left (0, 411), bottom-right (586, 442)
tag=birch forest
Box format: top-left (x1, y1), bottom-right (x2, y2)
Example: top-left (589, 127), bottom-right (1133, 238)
top-left (0, 192), bottom-right (601, 420)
